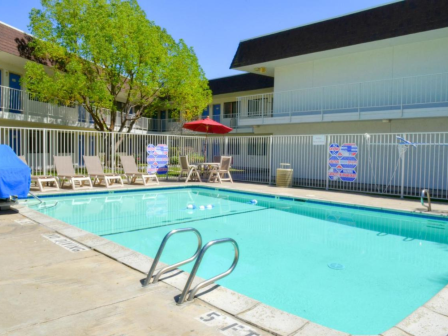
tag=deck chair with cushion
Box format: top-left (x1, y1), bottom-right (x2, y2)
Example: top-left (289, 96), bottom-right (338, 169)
top-left (18, 156), bottom-right (60, 192)
top-left (178, 156), bottom-right (201, 183)
top-left (208, 156), bottom-right (233, 184)
top-left (83, 155), bottom-right (124, 188)
top-left (120, 155), bottom-right (159, 186)
top-left (54, 156), bottom-right (93, 190)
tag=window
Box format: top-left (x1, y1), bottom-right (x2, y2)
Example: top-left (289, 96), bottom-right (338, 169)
top-left (248, 98), bottom-right (272, 117)
top-left (223, 101), bottom-right (238, 118)
top-left (227, 140), bottom-right (240, 155)
top-left (247, 138), bottom-right (267, 156)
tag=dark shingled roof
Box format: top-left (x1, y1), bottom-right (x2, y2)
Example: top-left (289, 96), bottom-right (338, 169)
top-left (208, 73), bottom-right (273, 95)
top-left (231, 0), bottom-right (448, 68)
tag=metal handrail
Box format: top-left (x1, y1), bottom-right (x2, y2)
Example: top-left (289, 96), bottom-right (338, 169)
top-left (421, 189), bottom-right (432, 211)
top-left (25, 192), bottom-right (58, 209)
top-left (142, 227), bottom-right (202, 287)
top-left (177, 238), bottom-right (239, 305)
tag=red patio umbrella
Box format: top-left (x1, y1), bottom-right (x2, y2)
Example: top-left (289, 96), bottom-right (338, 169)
top-left (182, 116), bottom-right (232, 134)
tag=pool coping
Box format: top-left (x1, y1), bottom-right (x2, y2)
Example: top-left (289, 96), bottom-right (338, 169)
top-left (16, 184), bottom-right (448, 336)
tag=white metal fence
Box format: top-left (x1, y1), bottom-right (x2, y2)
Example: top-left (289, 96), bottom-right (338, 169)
top-left (0, 127), bottom-right (205, 180)
top-left (1, 126), bottom-right (447, 200)
top-left (237, 72), bottom-right (448, 123)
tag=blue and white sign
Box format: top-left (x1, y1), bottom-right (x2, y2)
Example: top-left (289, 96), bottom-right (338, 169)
top-left (329, 143), bottom-right (340, 156)
top-left (328, 156), bottom-right (340, 168)
top-left (147, 143), bottom-right (169, 175)
top-left (328, 168), bottom-right (341, 181)
top-left (340, 169), bottom-right (357, 182)
top-left (328, 142), bottom-right (358, 182)
top-left (339, 156), bottom-right (358, 169)
top-left (147, 144), bottom-right (155, 154)
top-left (340, 143), bottom-right (358, 157)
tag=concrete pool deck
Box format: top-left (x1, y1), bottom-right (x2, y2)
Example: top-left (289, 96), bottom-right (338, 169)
top-left (2, 181), bottom-right (448, 335)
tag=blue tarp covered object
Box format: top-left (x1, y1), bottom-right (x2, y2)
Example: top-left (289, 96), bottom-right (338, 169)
top-left (0, 145), bottom-right (31, 199)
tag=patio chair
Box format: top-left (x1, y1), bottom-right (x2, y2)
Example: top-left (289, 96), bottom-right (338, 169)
top-left (208, 156), bottom-right (233, 184)
top-left (83, 155), bottom-right (124, 188)
top-left (53, 156), bottom-right (93, 190)
top-left (18, 156), bottom-right (60, 192)
top-left (178, 156), bottom-right (201, 183)
top-left (119, 155), bottom-right (159, 186)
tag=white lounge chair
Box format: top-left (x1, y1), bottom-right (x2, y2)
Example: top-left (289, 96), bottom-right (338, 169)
top-left (208, 156), bottom-right (233, 183)
top-left (120, 155), bottom-right (159, 186)
top-left (83, 155), bottom-right (124, 188)
top-left (54, 156), bottom-right (93, 189)
top-left (177, 156), bottom-right (201, 183)
top-left (18, 156), bottom-right (60, 192)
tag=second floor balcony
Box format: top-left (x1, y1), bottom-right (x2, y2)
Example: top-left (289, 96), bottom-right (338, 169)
top-left (0, 85), bottom-right (167, 133)
top-left (236, 72), bottom-right (448, 126)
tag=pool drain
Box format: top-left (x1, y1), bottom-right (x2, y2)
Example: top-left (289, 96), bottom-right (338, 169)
top-left (328, 262), bottom-right (345, 270)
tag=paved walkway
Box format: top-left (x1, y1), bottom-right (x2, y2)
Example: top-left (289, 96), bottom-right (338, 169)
top-left (0, 209), bottom-right (267, 336)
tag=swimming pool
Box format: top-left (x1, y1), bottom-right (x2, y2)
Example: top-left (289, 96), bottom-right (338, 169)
top-left (36, 186), bottom-right (448, 334)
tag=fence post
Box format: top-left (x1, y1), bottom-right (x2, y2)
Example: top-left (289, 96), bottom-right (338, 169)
top-left (224, 136), bottom-right (228, 156)
top-left (400, 133), bottom-right (406, 199)
top-left (166, 135), bottom-right (170, 181)
top-left (269, 135), bottom-right (273, 185)
top-left (111, 132), bottom-right (115, 174)
top-left (43, 130), bottom-right (47, 176)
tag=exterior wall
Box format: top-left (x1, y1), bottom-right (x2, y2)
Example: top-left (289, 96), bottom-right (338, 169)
top-left (210, 87), bottom-right (273, 131)
top-left (274, 36), bottom-right (448, 92)
top-left (253, 117), bottom-right (448, 135)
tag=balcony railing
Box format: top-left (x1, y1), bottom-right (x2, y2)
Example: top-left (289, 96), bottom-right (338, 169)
top-left (0, 85), bottom-right (159, 133)
top-left (237, 72), bottom-right (448, 125)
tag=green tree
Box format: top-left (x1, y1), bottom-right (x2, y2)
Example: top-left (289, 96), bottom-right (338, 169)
top-left (24, 0), bottom-right (212, 133)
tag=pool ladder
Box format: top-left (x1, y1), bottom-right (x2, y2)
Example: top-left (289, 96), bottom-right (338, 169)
top-left (142, 227), bottom-right (239, 305)
top-left (421, 189), bottom-right (432, 212)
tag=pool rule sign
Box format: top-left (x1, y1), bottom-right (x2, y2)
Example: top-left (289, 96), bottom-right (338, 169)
top-left (147, 144), bottom-right (169, 175)
top-left (328, 143), bottom-right (358, 182)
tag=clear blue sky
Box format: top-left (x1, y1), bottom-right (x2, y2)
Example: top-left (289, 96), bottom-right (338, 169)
top-left (0, 0), bottom-right (394, 79)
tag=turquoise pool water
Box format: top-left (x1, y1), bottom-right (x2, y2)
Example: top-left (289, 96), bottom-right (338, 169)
top-left (37, 187), bottom-right (448, 335)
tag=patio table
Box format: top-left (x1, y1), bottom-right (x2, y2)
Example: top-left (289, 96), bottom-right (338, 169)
top-left (197, 162), bottom-right (220, 181)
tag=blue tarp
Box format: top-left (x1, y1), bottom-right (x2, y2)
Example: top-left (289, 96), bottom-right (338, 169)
top-left (0, 145), bottom-right (31, 199)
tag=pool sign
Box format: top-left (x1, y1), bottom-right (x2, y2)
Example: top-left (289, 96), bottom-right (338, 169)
top-left (340, 169), bottom-right (357, 182)
top-left (340, 143), bottom-right (358, 157)
top-left (328, 142), bottom-right (358, 182)
top-left (329, 143), bottom-right (340, 156)
top-left (328, 168), bottom-right (341, 181)
top-left (147, 143), bottom-right (169, 175)
top-left (339, 156), bottom-right (358, 169)
top-left (313, 135), bottom-right (326, 145)
top-left (328, 156), bottom-right (340, 168)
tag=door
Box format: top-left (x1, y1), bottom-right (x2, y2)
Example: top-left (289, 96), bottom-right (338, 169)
top-left (9, 73), bottom-right (22, 113)
top-left (160, 111), bottom-right (166, 132)
top-left (213, 104), bottom-right (221, 122)
top-left (202, 106), bottom-right (209, 119)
